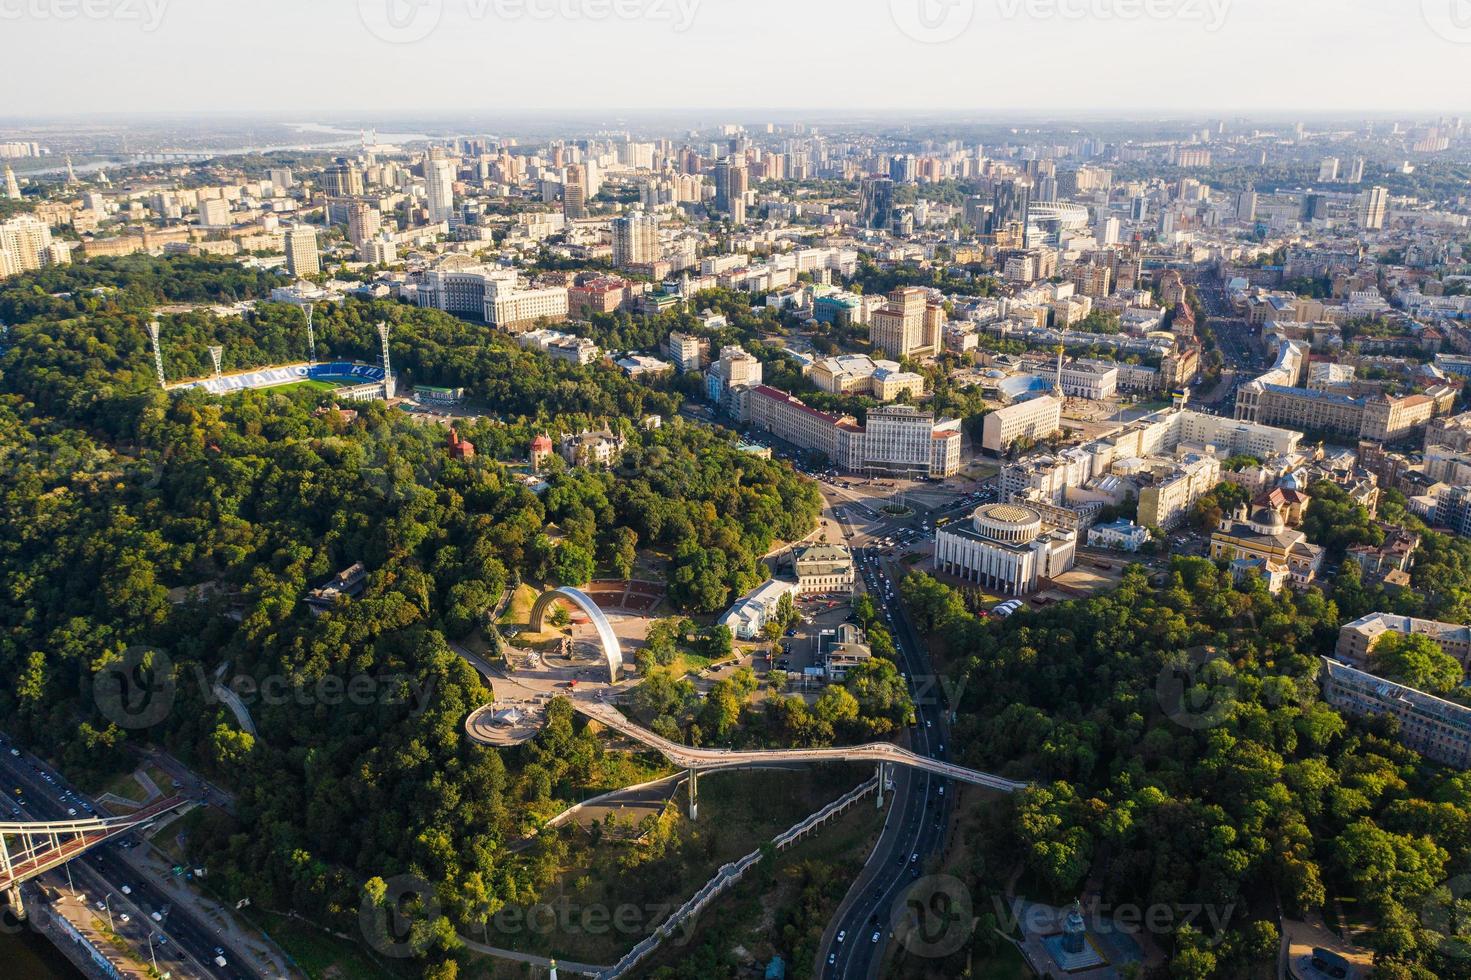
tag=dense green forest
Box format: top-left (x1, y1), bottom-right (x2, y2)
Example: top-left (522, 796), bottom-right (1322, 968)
top-left (901, 560), bottom-right (1471, 980)
top-left (0, 255), bottom-right (820, 977)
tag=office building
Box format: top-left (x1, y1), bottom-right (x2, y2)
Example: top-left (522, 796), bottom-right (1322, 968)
top-left (870, 287), bottom-right (942, 359)
top-left (707, 345), bottom-right (764, 407)
top-left (198, 197), bottom-right (231, 227)
top-left (1087, 519), bottom-right (1151, 552)
top-left (792, 543), bottom-right (856, 595)
top-left (860, 176), bottom-right (894, 231)
top-left (323, 160), bottom-right (364, 197)
top-left (1136, 453), bottom-right (1221, 530)
top-left (735, 385), bottom-right (960, 478)
top-left (933, 503), bottom-right (1077, 596)
top-left (1336, 613), bottom-right (1471, 671)
top-left (285, 226), bottom-right (321, 277)
top-left (563, 163), bottom-right (589, 220)
top-left (990, 178), bottom-right (1032, 246)
top-left (664, 331), bottom-right (709, 373)
top-left (981, 396), bottom-right (1062, 454)
top-left (1321, 658), bottom-right (1471, 769)
top-left (1359, 186), bottom-right (1388, 230)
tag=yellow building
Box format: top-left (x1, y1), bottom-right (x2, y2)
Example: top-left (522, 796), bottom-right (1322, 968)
top-left (1210, 502), bottom-right (1325, 591)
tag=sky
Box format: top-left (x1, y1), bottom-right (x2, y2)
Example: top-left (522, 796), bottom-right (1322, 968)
top-left (3, 0), bottom-right (1470, 118)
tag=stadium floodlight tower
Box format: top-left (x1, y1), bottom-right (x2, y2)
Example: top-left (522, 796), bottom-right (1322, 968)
top-left (377, 321), bottom-right (395, 399)
top-left (303, 303), bottom-right (317, 366)
top-left (208, 345), bottom-right (224, 379)
top-left (147, 319), bottom-right (166, 389)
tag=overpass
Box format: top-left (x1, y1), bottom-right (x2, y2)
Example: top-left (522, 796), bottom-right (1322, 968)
top-left (0, 795), bottom-right (190, 916)
top-left (569, 700), bottom-right (1027, 816)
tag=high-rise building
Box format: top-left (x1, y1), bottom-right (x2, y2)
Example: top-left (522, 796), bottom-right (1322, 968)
top-left (198, 197), bottom-right (231, 227)
top-left (1318, 157), bottom-right (1340, 182)
top-left (0, 215), bottom-right (55, 273)
top-left (1348, 157), bottom-right (1366, 183)
top-left (1359, 186), bottom-right (1389, 230)
top-left (869, 287), bottom-right (940, 360)
top-left (990, 178), bottom-right (1032, 246)
top-left (3, 166), bottom-right (19, 201)
top-left (425, 156), bottom-right (456, 224)
top-left (323, 160), bottom-right (364, 197)
top-left (268, 167), bottom-right (294, 192)
top-left (859, 176), bottom-right (894, 231)
top-left (714, 159), bottom-right (748, 217)
top-left (563, 163), bottom-right (589, 220)
top-left (611, 210), bottom-right (658, 267)
top-left (285, 226), bottom-right (321, 277)
top-left (347, 201), bottom-right (382, 249)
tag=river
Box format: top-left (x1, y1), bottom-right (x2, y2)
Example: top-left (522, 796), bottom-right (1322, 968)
top-left (0, 924), bottom-right (85, 979)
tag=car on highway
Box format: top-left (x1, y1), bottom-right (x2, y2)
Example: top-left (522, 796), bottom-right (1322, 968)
top-left (836, 930), bottom-right (845, 943)
top-left (871, 930), bottom-right (881, 943)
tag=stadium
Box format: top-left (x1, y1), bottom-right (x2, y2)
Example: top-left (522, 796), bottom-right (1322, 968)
top-left (170, 361), bottom-right (391, 400)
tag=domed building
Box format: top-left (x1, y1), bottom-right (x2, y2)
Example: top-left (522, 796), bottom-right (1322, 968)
top-left (933, 502), bottom-right (1078, 596)
top-left (1209, 501), bottom-right (1324, 592)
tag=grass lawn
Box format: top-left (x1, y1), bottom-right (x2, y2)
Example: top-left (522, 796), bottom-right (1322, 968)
top-left (244, 379), bottom-right (343, 395)
top-left (93, 769), bottom-right (149, 803)
top-left (257, 910), bottom-right (408, 980)
top-left (499, 582), bottom-right (540, 627)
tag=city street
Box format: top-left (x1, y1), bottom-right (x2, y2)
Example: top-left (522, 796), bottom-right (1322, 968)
top-left (0, 743), bottom-right (263, 979)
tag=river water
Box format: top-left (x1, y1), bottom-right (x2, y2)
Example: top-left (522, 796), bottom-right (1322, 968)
top-left (0, 925), bottom-right (85, 979)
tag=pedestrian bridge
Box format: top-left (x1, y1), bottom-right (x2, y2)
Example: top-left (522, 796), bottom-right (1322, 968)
top-left (570, 700), bottom-right (1027, 793)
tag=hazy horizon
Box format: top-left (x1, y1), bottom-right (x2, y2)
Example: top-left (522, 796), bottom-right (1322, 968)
top-left (3, 0), bottom-right (1469, 118)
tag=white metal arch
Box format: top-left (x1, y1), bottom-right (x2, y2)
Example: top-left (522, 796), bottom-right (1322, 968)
top-left (528, 587), bottom-right (624, 682)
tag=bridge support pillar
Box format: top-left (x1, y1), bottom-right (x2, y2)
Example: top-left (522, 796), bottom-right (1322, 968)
top-left (875, 763), bottom-right (885, 809)
top-left (3, 885), bottom-right (24, 922)
top-left (688, 769), bottom-right (698, 821)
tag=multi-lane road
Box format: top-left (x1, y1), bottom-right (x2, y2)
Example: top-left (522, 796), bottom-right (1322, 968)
top-left (820, 542), bottom-right (960, 979)
top-left (0, 742), bottom-right (256, 979)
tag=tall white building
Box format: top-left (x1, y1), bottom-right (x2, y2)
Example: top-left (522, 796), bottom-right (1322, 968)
top-left (285, 226), bottom-right (321, 277)
top-left (198, 197), bottom-right (231, 227)
top-left (425, 156), bottom-right (456, 224)
top-left (0, 215), bottom-right (60, 274)
top-left (611, 210), bottom-right (658, 267)
top-left (1359, 186), bottom-right (1388, 230)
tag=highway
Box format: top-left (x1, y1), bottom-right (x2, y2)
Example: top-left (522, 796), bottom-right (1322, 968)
top-left (0, 743), bottom-right (257, 979)
top-left (817, 542), bottom-right (965, 980)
